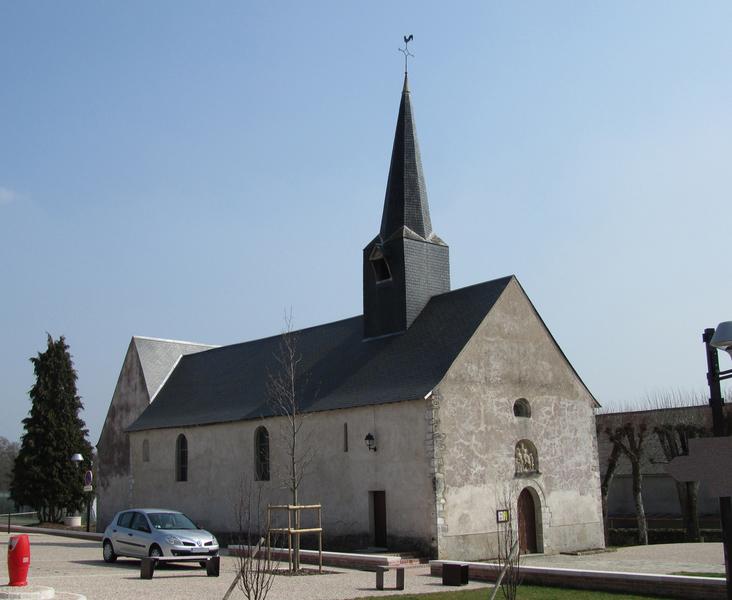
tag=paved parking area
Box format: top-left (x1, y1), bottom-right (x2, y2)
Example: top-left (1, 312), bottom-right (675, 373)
top-left (1, 532), bottom-right (727, 599)
top-left (521, 543), bottom-right (726, 575)
top-left (0, 532), bottom-right (491, 600)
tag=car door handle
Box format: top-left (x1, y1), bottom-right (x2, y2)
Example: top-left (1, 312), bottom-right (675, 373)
top-left (128, 533), bottom-right (133, 536)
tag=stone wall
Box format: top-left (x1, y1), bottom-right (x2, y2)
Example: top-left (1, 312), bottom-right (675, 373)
top-left (96, 337), bottom-right (215, 531)
top-left (96, 340), bottom-right (148, 531)
top-left (128, 399), bottom-right (437, 552)
top-left (434, 278), bottom-right (604, 559)
top-left (596, 405), bottom-right (727, 518)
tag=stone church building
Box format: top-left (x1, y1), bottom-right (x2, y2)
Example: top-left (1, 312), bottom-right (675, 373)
top-left (97, 74), bottom-right (605, 559)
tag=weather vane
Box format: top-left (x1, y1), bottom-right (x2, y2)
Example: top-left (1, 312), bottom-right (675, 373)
top-left (399, 34), bottom-right (414, 74)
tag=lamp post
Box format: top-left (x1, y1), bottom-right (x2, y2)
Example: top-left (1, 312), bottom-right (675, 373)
top-left (70, 453), bottom-right (93, 533)
top-left (704, 322), bottom-right (732, 598)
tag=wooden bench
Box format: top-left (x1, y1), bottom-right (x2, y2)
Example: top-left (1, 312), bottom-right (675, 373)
top-left (140, 555), bottom-right (220, 579)
top-left (442, 562), bottom-right (469, 586)
top-left (375, 565), bottom-right (405, 590)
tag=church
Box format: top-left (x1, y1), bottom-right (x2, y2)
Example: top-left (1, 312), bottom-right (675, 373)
top-left (97, 72), bottom-right (605, 560)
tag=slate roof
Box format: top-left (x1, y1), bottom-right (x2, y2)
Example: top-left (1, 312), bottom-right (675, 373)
top-left (127, 276), bottom-right (514, 432)
top-left (133, 336), bottom-right (217, 399)
top-left (379, 74), bottom-right (439, 243)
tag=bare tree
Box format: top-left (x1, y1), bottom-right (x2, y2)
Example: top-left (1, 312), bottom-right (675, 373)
top-left (267, 312), bottom-right (314, 572)
top-left (490, 486), bottom-right (521, 600)
top-left (598, 390), bottom-right (731, 546)
top-left (655, 423), bottom-right (706, 541)
top-left (646, 391), bottom-right (711, 542)
top-left (224, 478), bottom-right (278, 600)
top-left (605, 421), bottom-right (649, 545)
top-left (598, 425), bottom-right (622, 546)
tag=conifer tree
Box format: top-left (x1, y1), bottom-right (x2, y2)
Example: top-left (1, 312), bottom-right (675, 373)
top-left (11, 335), bottom-right (93, 523)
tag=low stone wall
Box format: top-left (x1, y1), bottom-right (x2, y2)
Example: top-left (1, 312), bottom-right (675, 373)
top-left (609, 528), bottom-right (722, 546)
top-left (8, 525), bottom-right (103, 542)
top-left (430, 560), bottom-right (727, 600)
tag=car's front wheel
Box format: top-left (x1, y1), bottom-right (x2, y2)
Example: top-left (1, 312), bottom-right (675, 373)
top-left (102, 540), bottom-right (117, 563)
top-left (149, 544), bottom-right (163, 558)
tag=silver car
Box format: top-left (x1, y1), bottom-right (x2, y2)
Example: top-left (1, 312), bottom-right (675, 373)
top-left (102, 508), bottom-right (219, 562)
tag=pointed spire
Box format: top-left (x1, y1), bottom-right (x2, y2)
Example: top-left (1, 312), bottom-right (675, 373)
top-left (379, 75), bottom-right (433, 241)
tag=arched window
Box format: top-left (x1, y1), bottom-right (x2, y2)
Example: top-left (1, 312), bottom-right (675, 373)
top-left (515, 439), bottom-right (539, 475)
top-left (513, 398), bottom-right (531, 418)
top-left (142, 439), bottom-right (150, 462)
top-left (255, 427), bottom-right (270, 481)
top-left (175, 434), bottom-right (188, 482)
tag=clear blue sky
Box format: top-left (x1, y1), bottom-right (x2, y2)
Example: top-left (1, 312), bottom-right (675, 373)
top-left (1, 1), bottom-right (731, 444)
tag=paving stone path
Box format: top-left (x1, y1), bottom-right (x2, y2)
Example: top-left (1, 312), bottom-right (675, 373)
top-left (0, 532), bottom-right (726, 599)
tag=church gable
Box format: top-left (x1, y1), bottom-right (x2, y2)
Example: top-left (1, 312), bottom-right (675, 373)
top-left (98, 336), bottom-right (217, 454)
top-left (431, 277), bottom-right (603, 558)
top-left (440, 277), bottom-right (595, 405)
top-left (134, 336), bottom-right (217, 399)
top-left (96, 336), bottom-right (215, 530)
top-left (98, 339), bottom-right (148, 478)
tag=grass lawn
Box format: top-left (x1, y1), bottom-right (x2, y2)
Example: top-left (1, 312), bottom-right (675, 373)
top-left (352, 585), bottom-right (668, 599)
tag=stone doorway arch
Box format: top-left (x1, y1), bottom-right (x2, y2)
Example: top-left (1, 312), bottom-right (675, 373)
top-left (517, 487), bottom-right (539, 554)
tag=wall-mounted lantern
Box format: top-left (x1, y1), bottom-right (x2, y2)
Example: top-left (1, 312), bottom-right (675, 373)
top-left (364, 433), bottom-right (377, 452)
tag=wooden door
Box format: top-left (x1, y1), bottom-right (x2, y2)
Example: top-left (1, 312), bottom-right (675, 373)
top-left (517, 488), bottom-right (537, 554)
top-left (372, 491), bottom-right (387, 547)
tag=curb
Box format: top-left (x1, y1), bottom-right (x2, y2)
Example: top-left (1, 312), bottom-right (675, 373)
top-left (0, 586), bottom-right (54, 599)
top-left (430, 560), bottom-right (727, 600)
top-left (4, 526), bottom-right (102, 542)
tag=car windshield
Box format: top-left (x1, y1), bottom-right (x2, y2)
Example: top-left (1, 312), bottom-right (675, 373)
top-left (147, 512), bottom-right (198, 530)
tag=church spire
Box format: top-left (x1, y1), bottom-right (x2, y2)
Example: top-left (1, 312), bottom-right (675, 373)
top-left (362, 66), bottom-right (450, 340)
top-left (379, 72), bottom-right (433, 241)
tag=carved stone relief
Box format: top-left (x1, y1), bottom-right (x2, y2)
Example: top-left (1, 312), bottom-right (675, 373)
top-left (515, 440), bottom-right (538, 475)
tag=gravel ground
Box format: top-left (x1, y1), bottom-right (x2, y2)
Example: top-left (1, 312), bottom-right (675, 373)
top-left (0, 532), bottom-right (491, 600)
top-left (1, 532), bottom-right (726, 600)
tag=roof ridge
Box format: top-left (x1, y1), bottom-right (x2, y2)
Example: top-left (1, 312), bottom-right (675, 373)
top-left (126, 276), bottom-right (518, 433)
top-left (133, 335), bottom-right (218, 348)
top-left (187, 315), bottom-right (364, 356)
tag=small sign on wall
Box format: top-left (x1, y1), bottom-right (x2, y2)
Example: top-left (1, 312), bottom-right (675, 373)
top-left (496, 509), bottom-right (510, 523)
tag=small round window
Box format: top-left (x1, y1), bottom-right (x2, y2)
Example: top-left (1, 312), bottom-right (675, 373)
top-left (513, 398), bottom-right (531, 418)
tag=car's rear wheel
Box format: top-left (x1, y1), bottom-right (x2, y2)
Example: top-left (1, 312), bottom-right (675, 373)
top-left (149, 544), bottom-right (163, 558)
top-left (103, 540), bottom-right (117, 563)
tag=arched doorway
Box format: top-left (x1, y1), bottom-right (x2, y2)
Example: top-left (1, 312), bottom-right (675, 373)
top-left (517, 488), bottom-right (538, 554)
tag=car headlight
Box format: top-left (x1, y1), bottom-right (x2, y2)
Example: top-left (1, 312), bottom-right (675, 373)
top-left (211, 536), bottom-right (218, 546)
top-left (165, 536), bottom-right (182, 545)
